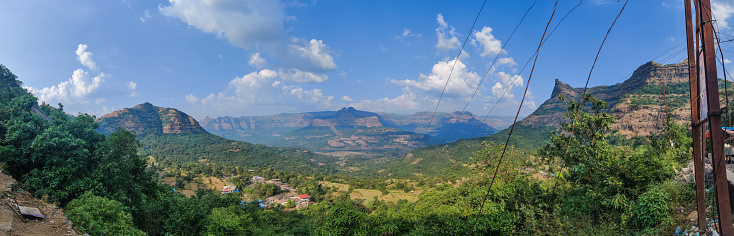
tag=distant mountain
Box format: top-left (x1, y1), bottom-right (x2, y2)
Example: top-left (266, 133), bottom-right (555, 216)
top-left (267, 107), bottom-right (441, 155)
top-left (96, 103), bottom-right (337, 174)
top-left (96, 102), bottom-right (206, 135)
top-left (378, 111), bottom-right (500, 142)
top-left (201, 109), bottom-right (508, 146)
top-left (363, 60), bottom-right (696, 178)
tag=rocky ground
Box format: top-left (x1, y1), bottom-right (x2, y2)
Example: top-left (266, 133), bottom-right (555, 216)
top-left (0, 172), bottom-right (76, 236)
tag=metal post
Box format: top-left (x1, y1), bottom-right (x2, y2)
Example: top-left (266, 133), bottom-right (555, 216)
top-left (685, 0), bottom-right (707, 229)
top-left (700, 0), bottom-right (734, 233)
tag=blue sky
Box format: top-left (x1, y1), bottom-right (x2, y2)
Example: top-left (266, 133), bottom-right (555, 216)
top-left (0, 0), bottom-right (725, 120)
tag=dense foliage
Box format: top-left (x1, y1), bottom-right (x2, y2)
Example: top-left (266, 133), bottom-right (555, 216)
top-left (137, 132), bottom-right (339, 175)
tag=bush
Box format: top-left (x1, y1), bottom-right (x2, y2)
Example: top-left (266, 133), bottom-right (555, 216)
top-left (633, 188), bottom-right (670, 228)
top-left (66, 193), bottom-right (145, 236)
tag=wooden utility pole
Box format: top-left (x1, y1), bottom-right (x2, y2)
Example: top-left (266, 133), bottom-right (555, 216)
top-left (684, 0), bottom-right (706, 230)
top-left (700, 0), bottom-right (734, 233)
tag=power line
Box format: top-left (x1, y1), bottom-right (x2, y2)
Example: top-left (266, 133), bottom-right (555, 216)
top-left (468, 1), bottom-right (559, 235)
top-left (420, 0), bottom-right (489, 144)
top-left (468, 0), bottom-right (583, 139)
top-left (441, 0), bottom-right (538, 143)
top-left (548, 0), bottom-right (629, 217)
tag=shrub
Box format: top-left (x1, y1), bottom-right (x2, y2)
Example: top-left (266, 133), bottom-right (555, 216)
top-left (633, 188), bottom-right (670, 228)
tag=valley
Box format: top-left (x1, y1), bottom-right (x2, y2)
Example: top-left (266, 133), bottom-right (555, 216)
top-left (1, 1), bottom-right (728, 234)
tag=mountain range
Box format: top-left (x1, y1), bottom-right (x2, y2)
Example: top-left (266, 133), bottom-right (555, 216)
top-left (201, 108), bottom-right (510, 147)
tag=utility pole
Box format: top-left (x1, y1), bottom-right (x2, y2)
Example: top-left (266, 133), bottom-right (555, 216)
top-left (700, 0), bottom-right (734, 233)
top-left (684, 0), bottom-right (706, 230)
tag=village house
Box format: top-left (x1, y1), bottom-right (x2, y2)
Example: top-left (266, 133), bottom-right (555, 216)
top-left (252, 176), bottom-right (265, 182)
top-left (221, 185), bottom-right (238, 194)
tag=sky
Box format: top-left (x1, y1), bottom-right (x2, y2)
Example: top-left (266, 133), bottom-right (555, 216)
top-left (0, 0), bottom-right (729, 120)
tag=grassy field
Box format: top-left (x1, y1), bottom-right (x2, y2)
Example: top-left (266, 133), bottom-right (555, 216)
top-left (320, 181), bottom-right (420, 204)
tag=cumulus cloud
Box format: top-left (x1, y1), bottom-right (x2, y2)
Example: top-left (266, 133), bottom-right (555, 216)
top-left (490, 71), bottom-right (523, 100)
top-left (160, 0), bottom-right (337, 74)
top-left (288, 87), bottom-right (333, 106)
top-left (127, 81), bottom-right (138, 97)
top-left (185, 94), bottom-right (199, 103)
top-left (249, 53), bottom-right (267, 68)
top-left (349, 90), bottom-right (435, 112)
top-left (188, 69), bottom-right (334, 113)
top-left (160, 0), bottom-right (285, 49)
top-left (713, 0), bottom-right (734, 28)
top-left (127, 81), bottom-right (137, 90)
top-left (341, 96), bottom-right (353, 102)
top-left (474, 26), bottom-right (504, 57)
top-left (30, 69), bottom-right (107, 104)
top-left (287, 39), bottom-right (337, 71)
top-left (278, 68), bottom-right (328, 83)
top-left (391, 58), bottom-right (480, 97)
top-left (497, 57), bottom-right (516, 67)
top-left (76, 44), bottom-right (99, 71)
top-left (435, 14), bottom-right (460, 51)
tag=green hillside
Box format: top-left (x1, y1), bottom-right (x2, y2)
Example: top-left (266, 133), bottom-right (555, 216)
top-left (95, 103), bottom-right (339, 175)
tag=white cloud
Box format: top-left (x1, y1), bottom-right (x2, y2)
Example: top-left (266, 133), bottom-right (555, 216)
top-left (349, 90), bottom-right (434, 112)
top-left (474, 26), bottom-right (504, 57)
top-left (725, 58), bottom-right (732, 64)
top-left (341, 96), bottom-right (353, 102)
top-left (159, 0), bottom-right (286, 49)
top-left (126, 81), bottom-right (137, 90)
top-left (396, 28), bottom-right (422, 39)
top-left (127, 81), bottom-right (138, 97)
top-left (140, 9), bottom-right (152, 23)
top-left (287, 39), bottom-right (336, 71)
top-left (249, 53), bottom-right (267, 68)
top-left (228, 69), bottom-right (279, 97)
top-left (278, 68), bottom-right (328, 83)
top-left (435, 14), bottom-right (460, 51)
top-left (391, 58), bottom-right (480, 97)
top-left (712, 0), bottom-right (734, 28)
top-left (497, 57), bottom-right (516, 67)
top-left (160, 0), bottom-right (337, 73)
top-left (288, 87), bottom-right (333, 106)
top-left (30, 69), bottom-right (107, 104)
top-left (185, 94), bottom-right (199, 103)
top-left (76, 44), bottom-right (99, 71)
top-left (490, 71), bottom-right (523, 100)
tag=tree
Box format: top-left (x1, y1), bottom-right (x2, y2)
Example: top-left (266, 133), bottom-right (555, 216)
top-left (537, 93), bottom-right (623, 215)
top-left (318, 201), bottom-right (371, 236)
top-left (203, 205), bottom-right (258, 236)
top-left (65, 193), bottom-right (145, 236)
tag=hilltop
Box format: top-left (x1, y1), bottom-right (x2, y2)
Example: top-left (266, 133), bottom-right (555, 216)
top-left (96, 102), bottom-right (206, 135)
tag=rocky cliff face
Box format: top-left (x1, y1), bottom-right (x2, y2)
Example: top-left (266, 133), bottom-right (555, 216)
top-left (96, 102), bottom-right (206, 135)
top-left (519, 60), bottom-right (692, 137)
